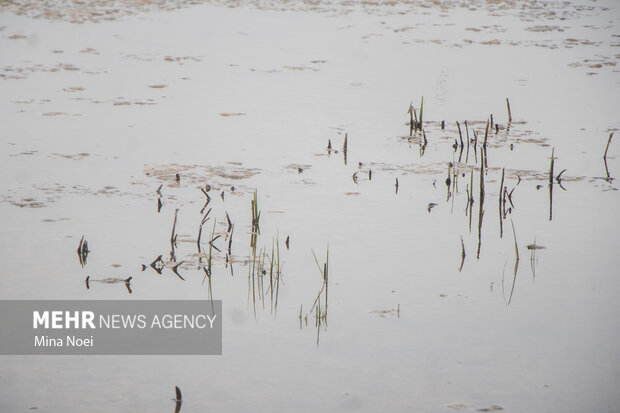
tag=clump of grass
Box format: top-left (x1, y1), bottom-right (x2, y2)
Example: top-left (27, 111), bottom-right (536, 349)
top-left (299, 245), bottom-right (329, 346)
top-left (311, 246), bottom-right (329, 317)
top-left (477, 152), bottom-right (485, 259)
top-left (248, 235), bottom-right (283, 316)
top-left (299, 246), bottom-right (329, 343)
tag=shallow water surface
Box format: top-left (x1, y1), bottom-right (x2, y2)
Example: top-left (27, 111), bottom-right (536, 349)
top-left (1, 0), bottom-right (619, 412)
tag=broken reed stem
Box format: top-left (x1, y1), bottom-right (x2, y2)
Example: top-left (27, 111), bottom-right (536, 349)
top-left (197, 209), bottom-right (211, 249)
top-left (510, 219), bottom-right (519, 261)
top-left (549, 148), bottom-right (554, 221)
top-left (170, 208), bottom-right (179, 246)
top-left (604, 132), bottom-right (614, 160)
top-left (468, 170), bottom-right (474, 233)
top-left (465, 121), bottom-right (471, 163)
top-left (269, 240), bottom-right (274, 308)
top-left (549, 148), bottom-right (555, 186)
top-left (459, 235), bottom-right (466, 272)
top-left (419, 96), bottom-right (424, 130)
top-left (499, 168), bottom-right (505, 238)
top-left (251, 190), bottom-right (260, 248)
top-left (274, 236), bottom-right (281, 312)
top-left (197, 220), bottom-right (203, 249)
top-left (483, 120), bottom-right (489, 169)
top-left (324, 246), bottom-right (329, 315)
top-left (207, 218), bottom-right (216, 277)
top-left (456, 121), bottom-right (463, 147)
top-left (506, 98), bottom-right (512, 123)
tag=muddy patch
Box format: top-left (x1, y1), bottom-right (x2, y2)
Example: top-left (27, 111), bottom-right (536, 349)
top-left (144, 164), bottom-right (260, 193)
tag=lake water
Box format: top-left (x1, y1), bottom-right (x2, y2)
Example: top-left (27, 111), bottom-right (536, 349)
top-left (1, 0), bottom-right (619, 411)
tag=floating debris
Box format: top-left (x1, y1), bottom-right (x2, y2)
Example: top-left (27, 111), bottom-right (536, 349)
top-left (85, 275), bottom-right (132, 294)
top-left (150, 255), bottom-right (165, 274)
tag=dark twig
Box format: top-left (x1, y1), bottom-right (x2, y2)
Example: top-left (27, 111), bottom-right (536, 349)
top-left (459, 236), bottom-right (466, 272)
top-left (506, 98), bottom-right (512, 123)
top-left (172, 261), bottom-right (185, 280)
